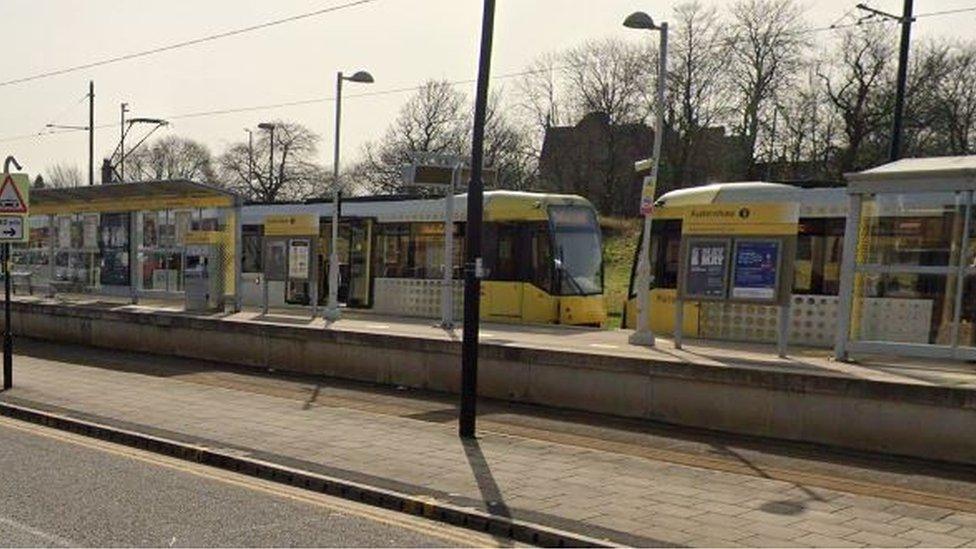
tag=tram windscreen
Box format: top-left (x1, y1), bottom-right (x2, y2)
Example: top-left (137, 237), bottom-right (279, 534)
top-left (549, 205), bottom-right (603, 296)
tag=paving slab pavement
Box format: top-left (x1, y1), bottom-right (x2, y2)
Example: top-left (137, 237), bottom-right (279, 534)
top-left (4, 339), bottom-right (976, 547)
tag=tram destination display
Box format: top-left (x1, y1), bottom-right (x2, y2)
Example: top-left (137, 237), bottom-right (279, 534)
top-left (681, 238), bottom-right (731, 300)
top-left (731, 239), bottom-right (782, 301)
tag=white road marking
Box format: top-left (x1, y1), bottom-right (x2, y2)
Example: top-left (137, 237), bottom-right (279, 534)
top-left (0, 516), bottom-right (75, 547)
top-left (588, 343), bottom-right (618, 349)
top-left (364, 324), bottom-right (391, 330)
top-left (0, 417), bottom-right (498, 548)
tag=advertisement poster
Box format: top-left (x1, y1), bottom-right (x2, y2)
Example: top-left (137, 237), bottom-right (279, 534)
top-left (288, 239), bottom-right (310, 280)
top-left (98, 213), bottom-right (130, 286)
top-left (58, 216), bottom-right (71, 249)
top-left (83, 215), bottom-right (98, 249)
top-left (684, 239), bottom-right (729, 299)
top-left (732, 240), bottom-right (780, 301)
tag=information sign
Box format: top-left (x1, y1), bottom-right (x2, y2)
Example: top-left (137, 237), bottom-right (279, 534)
top-left (731, 239), bottom-right (782, 301)
top-left (0, 216), bottom-right (24, 241)
top-left (288, 239), bottom-right (310, 280)
top-left (0, 174), bottom-right (30, 243)
top-left (264, 214), bottom-right (318, 237)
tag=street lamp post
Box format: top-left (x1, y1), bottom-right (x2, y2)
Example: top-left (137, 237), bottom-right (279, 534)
top-left (244, 129), bottom-right (254, 185)
top-left (119, 103), bottom-right (129, 181)
top-left (257, 123), bottom-right (276, 315)
top-left (624, 11), bottom-right (668, 347)
top-left (324, 70), bottom-right (373, 322)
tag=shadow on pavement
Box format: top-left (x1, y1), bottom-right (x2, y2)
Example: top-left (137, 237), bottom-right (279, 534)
top-left (12, 336), bottom-right (976, 503)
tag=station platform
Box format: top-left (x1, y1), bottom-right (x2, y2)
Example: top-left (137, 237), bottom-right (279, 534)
top-left (5, 294), bottom-right (976, 465)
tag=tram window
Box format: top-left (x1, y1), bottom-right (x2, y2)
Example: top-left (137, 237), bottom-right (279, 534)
top-left (241, 225), bottom-right (263, 273)
top-left (652, 220), bottom-right (682, 291)
top-left (550, 206), bottom-right (602, 295)
top-left (375, 223), bottom-right (410, 278)
top-left (493, 224), bottom-right (519, 281)
top-left (412, 223), bottom-right (446, 279)
top-left (529, 223), bottom-right (553, 292)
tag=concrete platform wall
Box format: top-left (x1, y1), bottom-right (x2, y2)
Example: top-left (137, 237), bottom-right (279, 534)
top-left (9, 301), bottom-right (976, 465)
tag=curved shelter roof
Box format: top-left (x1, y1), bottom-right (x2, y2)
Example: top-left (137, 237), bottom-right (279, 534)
top-left (32, 179), bottom-right (239, 215)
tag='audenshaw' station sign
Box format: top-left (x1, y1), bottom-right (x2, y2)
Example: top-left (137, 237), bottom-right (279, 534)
top-left (681, 203), bottom-right (799, 236)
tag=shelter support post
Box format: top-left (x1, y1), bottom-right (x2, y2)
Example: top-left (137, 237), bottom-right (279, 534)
top-left (777, 302), bottom-right (790, 358)
top-left (674, 298), bottom-right (684, 350)
top-left (234, 204), bottom-right (243, 313)
top-left (834, 193), bottom-right (863, 362)
top-left (310, 235), bottom-right (318, 319)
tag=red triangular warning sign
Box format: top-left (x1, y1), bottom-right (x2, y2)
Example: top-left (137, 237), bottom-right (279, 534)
top-left (0, 176), bottom-right (26, 213)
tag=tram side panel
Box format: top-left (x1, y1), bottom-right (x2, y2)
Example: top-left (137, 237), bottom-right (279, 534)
top-left (240, 201), bottom-right (607, 327)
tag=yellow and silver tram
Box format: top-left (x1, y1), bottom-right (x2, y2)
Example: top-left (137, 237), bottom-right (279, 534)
top-left (622, 182), bottom-right (848, 346)
top-left (624, 180), bottom-right (976, 347)
top-left (241, 190), bottom-right (607, 326)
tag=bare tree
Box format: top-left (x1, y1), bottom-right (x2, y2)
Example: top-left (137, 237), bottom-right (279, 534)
top-left (44, 162), bottom-right (84, 188)
top-left (728, 0), bottom-right (808, 170)
top-left (899, 41), bottom-right (953, 157)
top-left (514, 53), bottom-right (571, 155)
top-left (938, 42), bottom-right (976, 154)
top-left (354, 80), bottom-right (469, 193)
top-left (219, 121), bottom-right (328, 202)
top-left (560, 37), bottom-right (655, 125)
top-left (484, 89), bottom-right (534, 190)
top-left (668, 1), bottom-right (735, 185)
top-left (124, 135), bottom-right (216, 183)
top-left (775, 65), bottom-right (839, 175)
top-left (819, 24), bottom-right (894, 173)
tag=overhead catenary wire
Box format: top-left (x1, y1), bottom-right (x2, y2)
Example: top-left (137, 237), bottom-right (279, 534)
top-left (0, 66), bottom-right (558, 144)
top-left (1, 4), bottom-right (973, 146)
top-left (0, 0), bottom-right (379, 89)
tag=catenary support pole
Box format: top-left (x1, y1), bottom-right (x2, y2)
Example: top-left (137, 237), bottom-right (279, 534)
top-left (88, 81), bottom-right (95, 186)
top-left (459, 0), bottom-right (496, 439)
top-left (890, 0), bottom-right (914, 162)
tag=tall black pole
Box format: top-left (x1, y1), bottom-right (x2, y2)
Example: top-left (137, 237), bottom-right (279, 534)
top-left (120, 103), bottom-right (127, 181)
top-left (889, 0), bottom-right (914, 162)
top-left (88, 81), bottom-right (95, 186)
top-left (459, 0), bottom-right (495, 439)
top-left (268, 127), bottom-right (275, 189)
top-left (3, 243), bottom-right (11, 390)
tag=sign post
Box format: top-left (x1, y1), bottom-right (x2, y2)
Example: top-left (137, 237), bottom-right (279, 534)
top-left (0, 157), bottom-right (29, 390)
top-left (675, 203), bottom-right (797, 357)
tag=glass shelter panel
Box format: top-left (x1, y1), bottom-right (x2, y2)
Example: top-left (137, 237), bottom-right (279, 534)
top-left (859, 192), bottom-right (965, 267)
top-left (849, 191), bottom-right (968, 348)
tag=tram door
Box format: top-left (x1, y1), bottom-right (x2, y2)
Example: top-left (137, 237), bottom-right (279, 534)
top-left (319, 219), bottom-right (372, 308)
top-left (485, 224), bottom-right (523, 318)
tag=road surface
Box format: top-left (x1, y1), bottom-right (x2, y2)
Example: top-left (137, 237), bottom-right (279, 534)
top-left (0, 416), bottom-right (504, 547)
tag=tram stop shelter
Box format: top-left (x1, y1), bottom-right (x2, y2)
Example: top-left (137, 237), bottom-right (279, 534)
top-left (11, 179), bottom-right (242, 309)
top-left (836, 156), bottom-right (976, 361)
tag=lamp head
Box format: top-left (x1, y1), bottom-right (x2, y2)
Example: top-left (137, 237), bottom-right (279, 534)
top-left (346, 70), bottom-right (374, 84)
top-left (128, 117), bottom-right (168, 126)
top-left (257, 122), bottom-right (276, 131)
top-left (623, 11), bottom-right (657, 30)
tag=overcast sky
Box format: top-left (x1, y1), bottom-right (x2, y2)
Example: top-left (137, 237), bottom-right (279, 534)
top-left (1, 0), bottom-right (973, 180)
